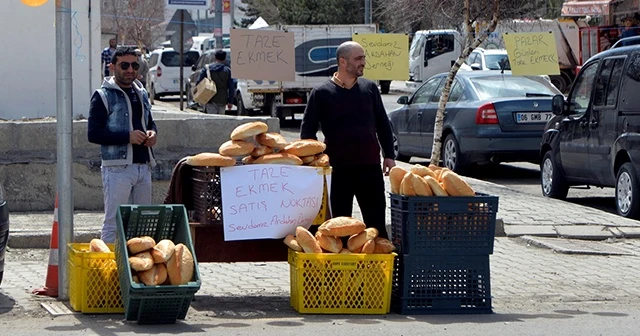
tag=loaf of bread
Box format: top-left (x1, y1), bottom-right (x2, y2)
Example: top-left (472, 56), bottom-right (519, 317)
top-left (166, 243), bottom-right (195, 285)
top-left (389, 166), bottom-right (408, 194)
top-left (361, 239), bottom-right (376, 254)
top-left (139, 263), bottom-right (168, 286)
top-left (129, 251), bottom-right (154, 272)
top-left (413, 175), bottom-right (433, 196)
top-left (127, 236), bottom-right (156, 254)
top-left (185, 152), bottom-right (236, 167)
top-left (251, 145), bottom-right (273, 158)
top-left (284, 139), bottom-right (326, 157)
top-left (300, 155), bottom-right (316, 164)
top-left (315, 231), bottom-right (343, 253)
top-left (253, 153), bottom-right (303, 165)
top-left (295, 226), bottom-right (322, 253)
top-left (441, 171), bottom-right (475, 196)
top-left (318, 217), bottom-right (366, 237)
top-left (424, 175), bottom-right (448, 196)
top-left (256, 132), bottom-right (288, 149)
top-left (283, 234), bottom-right (302, 252)
top-left (309, 153), bottom-right (330, 167)
top-left (230, 121), bottom-right (269, 140)
top-left (347, 227), bottom-right (378, 252)
top-left (339, 248), bottom-right (352, 254)
top-left (373, 237), bottom-right (396, 253)
top-left (400, 172), bottom-right (417, 196)
top-left (242, 155), bottom-right (255, 164)
top-left (151, 239), bottom-right (175, 264)
top-left (219, 140), bottom-right (255, 157)
top-left (90, 238), bottom-right (110, 253)
top-left (411, 164), bottom-right (437, 179)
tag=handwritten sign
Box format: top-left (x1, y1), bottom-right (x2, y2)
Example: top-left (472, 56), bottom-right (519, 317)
top-left (352, 34), bottom-right (409, 80)
top-left (503, 32), bottom-right (560, 76)
top-left (230, 28), bottom-right (295, 81)
top-left (220, 165), bottom-right (325, 241)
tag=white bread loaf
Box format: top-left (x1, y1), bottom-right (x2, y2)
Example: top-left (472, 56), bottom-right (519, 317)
top-left (90, 239), bottom-right (110, 253)
top-left (413, 175), bottom-right (433, 196)
top-left (230, 121), bottom-right (269, 140)
top-left (295, 226), bottom-right (322, 253)
top-left (127, 236), bottom-right (156, 254)
top-left (411, 164), bottom-right (437, 179)
top-left (347, 228), bottom-right (378, 252)
top-left (424, 175), bottom-right (448, 196)
top-left (255, 132), bottom-right (288, 149)
top-left (253, 153), bottom-right (303, 165)
top-left (339, 248), bottom-right (352, 254)
top-left (441, 171), bottom-right (475, 196)
top-left (129, 251), bottom-right (154, 272)
top-left (315, 231), bottom-right (343, 253)
top-left (284, 139), bottom-right (326, 157)
top-left (318, 217), bottom-right (366, 237)
top-left (242, 155), bottom-right (255, 164)
top-left (166, 243), bottom-right (195, 285)
top-left (283, 234), bottom-right (303, 252)
top-left (400, 172), bottom-right (417, 196)
top-left (389, 166), bottom-right (408, 194)
top-left (185, 152), bottom-right (236, 167)
top-left (151, 239), bottom-right (175, 264)
top-left (139, 263), bottom-right (168, 286)
top-left (309, 153), bottom-right (330, 167)
top-left (361, 239), bottom-right (376, 254)
top-left (219, 140), bottom-right (255, 157)
top-left (251, 145), bottom-right (273, 158)
top-left (300, 155), bottom-right (316, 164)
top-left (373, 237), bottom-right (396, 254)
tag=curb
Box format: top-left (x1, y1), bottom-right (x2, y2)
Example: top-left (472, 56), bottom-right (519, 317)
top-left (8, 231), bottom-right (100, 249)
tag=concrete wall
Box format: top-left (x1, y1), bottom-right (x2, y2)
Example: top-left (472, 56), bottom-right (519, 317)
top-left (0, 1), bottom-right (102, 120)
top-left (0, 114), bottom-right (279, 211)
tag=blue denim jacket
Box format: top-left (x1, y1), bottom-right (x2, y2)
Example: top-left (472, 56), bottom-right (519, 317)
top-left (93, 78), bottom-right (156, 167)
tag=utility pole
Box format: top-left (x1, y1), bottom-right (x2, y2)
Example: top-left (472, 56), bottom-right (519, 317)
top-left (214, 0), bottom-right (223, 49)
top-left (55, 0), bottom-right (74, 301)
top-left (364, 0), bottom-right (371, 24)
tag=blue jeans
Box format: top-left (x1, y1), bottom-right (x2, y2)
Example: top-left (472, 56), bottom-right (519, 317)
top-left (100, 164), bottom-right (152, 243)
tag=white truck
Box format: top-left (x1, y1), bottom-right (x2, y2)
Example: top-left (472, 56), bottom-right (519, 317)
top-left (406, 19), bottom-right (587, 93)
top-left (235, 24), bottom-right (381, 121)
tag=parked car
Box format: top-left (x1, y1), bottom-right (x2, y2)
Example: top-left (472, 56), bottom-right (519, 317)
top-left (389, 71), bottom-right (561, 172)
top-left (460, 48), bottom-right (511, 72)
top-left (540, 45), bottom-right (640, 219)
top-left (186, 48), bottom-right (237, 112)
top-left (147, 48), bottom-right (200, 102)
top-left (0, 181), bottom-right (8, 286)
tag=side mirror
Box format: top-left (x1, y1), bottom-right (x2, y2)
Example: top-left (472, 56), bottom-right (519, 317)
top-left (551, 94), bottom-right (565, 115)
top-left (397, 96), bottom-right (409, 105)
top-left (470, 63), bottom-right (482, 70)
top-left (191, 64), bottom-right (197, 71)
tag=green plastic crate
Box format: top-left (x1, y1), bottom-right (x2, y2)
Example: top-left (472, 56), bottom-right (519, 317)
top-left (115, 204), bottom-right (201, 324)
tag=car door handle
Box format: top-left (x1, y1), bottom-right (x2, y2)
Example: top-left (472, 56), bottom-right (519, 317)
top-left (590, 120), bottom-right (599, 128)
top-left (580, 119), bottom-right (589, 128)
top-left (417, 111), bottom-right (423, 117)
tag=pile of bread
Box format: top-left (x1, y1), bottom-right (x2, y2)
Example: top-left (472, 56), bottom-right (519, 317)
top-left (283, 216), bottom-right (396, 254)
top-left (184, 121), bottom-right (330, 167)
top-left (389, 164), bottom-right (475, 197)
top-left (90, 237), bottom-right (195, 286)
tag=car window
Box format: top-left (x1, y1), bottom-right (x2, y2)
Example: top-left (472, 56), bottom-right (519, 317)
top-left (449, 81), bottom-right (464, 102)
top-left (465, 52), bottom-right (476, 65)
top-left (431, 79), bottom-right (464, 103)
top-left (593, 57), bottom-right (624, 107)
top-left (160, 51), bottom-right (200, 67)
top-left (470, 75), bottom-right (561, 100)
top-left (412, 77), bottom-right (442, 104)
top-left (620, 52), bottom-right (640, 111)
top-left (485, 54), bottom-right (510, 70)
top-left (149, 53), bottom-right (158, 67)
top-left (426, 34), bottom-right (455, 59)
top-left (569, 61), bottom-right (599, 114)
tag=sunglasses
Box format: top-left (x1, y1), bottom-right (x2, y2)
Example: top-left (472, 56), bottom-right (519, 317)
top-left (117, 62), bottom-right (140, 70)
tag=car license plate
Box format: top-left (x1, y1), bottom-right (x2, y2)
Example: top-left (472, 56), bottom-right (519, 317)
top-left (515, 112), bottom-right (553, 123)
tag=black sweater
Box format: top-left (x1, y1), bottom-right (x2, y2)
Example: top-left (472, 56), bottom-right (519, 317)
top-left (300, 78), bottom-right (394, 166)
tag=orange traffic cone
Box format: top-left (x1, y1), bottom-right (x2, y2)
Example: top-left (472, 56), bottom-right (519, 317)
top-left (32, 194), bottom-right (59, 297)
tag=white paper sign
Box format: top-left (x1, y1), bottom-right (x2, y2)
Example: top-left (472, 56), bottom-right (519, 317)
top-left (220, 165), bottom-right (325, 241)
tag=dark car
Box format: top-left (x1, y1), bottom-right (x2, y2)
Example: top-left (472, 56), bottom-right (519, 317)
top-left (540, 46), bottom-right (640, 219)
top-left (389, 71), bottom-right (561, 172)
top-left (0, 181), bottom-right (8, 285)
top-left (186, 48), bottom-right (237, 112)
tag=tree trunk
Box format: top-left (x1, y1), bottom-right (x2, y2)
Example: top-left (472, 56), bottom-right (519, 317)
top-left (429, 0), bottom-right (500, 166)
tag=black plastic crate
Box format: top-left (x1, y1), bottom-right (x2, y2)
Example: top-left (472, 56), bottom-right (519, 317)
top-left (191, 166), bottom-right (223, 225)
top-left (390, 193), bottom-right (498, 255)
top-left (115, 205), bottom-right (201, 324)
top-left (392, 254), bottom-right (492, 314)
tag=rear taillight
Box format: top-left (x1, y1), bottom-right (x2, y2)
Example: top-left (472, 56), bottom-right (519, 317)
top-left (475, 102), bottom-right (498, 124)
top-left (285, 97), bottom-right (303, 104)
top-left (157, 66), bottom-right (162, 77)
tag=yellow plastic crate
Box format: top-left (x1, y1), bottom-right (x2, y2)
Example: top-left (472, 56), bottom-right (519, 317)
top-left (288, 249), bottom-right (396, 314)
top-left (68, 243), bottom-right (124, 313)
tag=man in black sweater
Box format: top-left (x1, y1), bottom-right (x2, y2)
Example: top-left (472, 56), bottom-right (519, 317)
top-left (300, 41), bottom-right (396, 239)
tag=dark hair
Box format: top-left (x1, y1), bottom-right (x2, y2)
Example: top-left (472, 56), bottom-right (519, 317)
top-left (215, 50), bottom-right (227, 61)
top-left (111, 46), bottom-right (137, 64)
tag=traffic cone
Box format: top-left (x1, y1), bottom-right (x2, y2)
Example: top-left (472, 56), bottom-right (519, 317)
top-left (32, 194), bottom-right (59, 297)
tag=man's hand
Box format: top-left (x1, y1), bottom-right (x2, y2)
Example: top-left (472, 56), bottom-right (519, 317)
top-left (144, 130), bottom-right (157, 147)
top-left (129, 130), bottom-right (147, 145)
top-left (382, 158), bottom-right (396, 176)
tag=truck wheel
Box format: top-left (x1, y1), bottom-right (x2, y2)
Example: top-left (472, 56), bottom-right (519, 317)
top-left (541, 150), bottom-right (569, 199)
top-left (616, 163), bottom-right (640, 219)
top-left (392, 131), bottom-right (410, 162)
top-left (550, 75), bottom-right (569, 93)
top-left (380, 80), bottom-right (391, 94)
top-left (269, 98), bottom-right (284, 122)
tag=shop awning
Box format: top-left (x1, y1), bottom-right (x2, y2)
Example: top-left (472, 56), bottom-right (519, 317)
top-left (561, 0), bottom-right (614, 16)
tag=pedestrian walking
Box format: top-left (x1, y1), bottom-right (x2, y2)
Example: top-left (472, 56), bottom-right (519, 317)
top-left (87, 46), bottom-right (158, 243)
top-left (135, 48), bottom-right (149, 90)
top-left (300, 41), bottom-right (396, 239)
top-left (196, 49), bottom-right (233, 114)
top-left (101, 38), bottom-right (117, 77)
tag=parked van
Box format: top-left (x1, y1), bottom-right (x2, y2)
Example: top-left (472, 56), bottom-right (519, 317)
top-left (147, 47), bottom-right (200, 101)
top-left (540, 45), bottom-right (640, 219)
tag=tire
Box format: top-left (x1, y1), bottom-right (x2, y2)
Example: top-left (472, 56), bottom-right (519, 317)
top-left (540, 150), bottom-right (569, 199)
top-left (236, 94), bottom-right (248, 116)
top-left (151, 84), bottom-right (160, 101)
top-left (380, 80), bottom-right (391, 94)
top-left (616, 163), bottom-right (640, 219)
top-left (269, 97), bottom-right (284, 122)
top-left (392, 128), bottom-right (410, 162)
top-left (550, 74), bottom-right (569, 93)
top-left (442, 134), bottom-right (464, 173)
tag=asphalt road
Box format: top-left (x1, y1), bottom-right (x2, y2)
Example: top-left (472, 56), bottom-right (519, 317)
top-left (158, 93), bottom-right (619, 217)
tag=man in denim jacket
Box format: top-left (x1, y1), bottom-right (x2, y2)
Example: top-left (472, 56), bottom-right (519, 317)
top-left (88, 47), bottom-right (158, 243)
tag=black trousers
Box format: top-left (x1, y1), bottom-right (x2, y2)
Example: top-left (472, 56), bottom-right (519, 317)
top-left (330, 164), bottom-right (388, 239)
